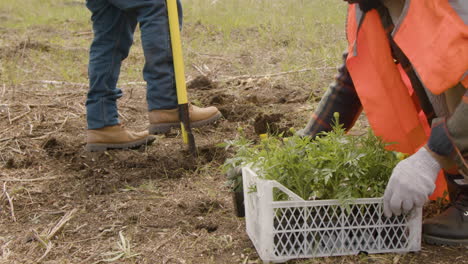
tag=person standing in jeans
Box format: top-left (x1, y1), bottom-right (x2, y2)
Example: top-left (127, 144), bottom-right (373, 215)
top-left (85, 0), bottom-right (222, 151)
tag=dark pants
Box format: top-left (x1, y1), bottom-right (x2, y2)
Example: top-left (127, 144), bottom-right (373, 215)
top-left (85, 0), bottom-right (182, 129)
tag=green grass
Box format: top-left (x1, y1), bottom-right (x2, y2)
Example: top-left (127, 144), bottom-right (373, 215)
top-left (0, 0), bottom-right (88, 30)
top-left (0, 0), bottom-right (90, 85)
top-left (183, 0), bottom-right (347, 69)
top-left (185, 0), bottom-right (345, 41)
top-left (181, 0), bottom-right (347, 95)
top-left (0, 0), bottom-right (346, 95)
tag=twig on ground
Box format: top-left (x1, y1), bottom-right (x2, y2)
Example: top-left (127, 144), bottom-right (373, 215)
top-left (34, 80), bottom-right (87, 87)
top-left (0, 151), bottom-right (6, 163)
top-left (0, 126), bottom-right (12, 136)
top-left (1, 240), bottom-right (12, 261)
top-left (6, 107), bottom-right (11, 124)
top-left (155, 229), bottom-right (180, 250)
top-left (79, 253), bottom-right (100, 264)
top-left (31, 133), bottom-right (53, 140)
top-left (75, 31), bottom-right (93, 36)
top-left (163, 257), bottom-right (186, 264)
top-left (1, 83), bottom-right (6, 98)
top-left (3, 183), bottom-right (16, 222)
top-left (121, 105), bottom-right (141, 112)
top-left (27, 113), bottom-right (72, 140)
top-left (32, 230), bottom-right (53, 263)
top-left (10, 110), bottom-right (31, 123)
top-left (32, 229), bottom-right (49, 248)
top-left (16, 90), bottom-right (85, 98)
top-left (46, 208), bottom-right (78, 240)
top-left (220, 68), bottom-right (312, 82)
top-left (30, 209), bottom-right (77, 262)
top-left (26, 103), bottom-right (57, 108)
top-left (21, 79), bottom-right (159, 89)
top-left (64, 233), bottom-right (102, 244)
top-left (195, 53), bottom-right (231, 62)
top-left (37, 246), bottom-right (54, 263)
top-left (0, 176), bottom-right (58, 182)
top-left (118, 112), bottom-right (128, 122)
top-left (193, 64), bottom-right (208, 76)
top-left (30, 80), bottom-right (133, 88)
top-left (187, 48), bottom-right (232, 62)
top-left (57, 115), bottom-right (69, 131)
top-left (122, 87), bottom-right (135, 107)
top-left (73, 101), bottom-right (86, 112)
top-left (218, 67), bottom-right (335, 82)
top-left (70, 223), bottom-right (88, 233)
top-left (0, 137), bottom-right (13, 143)
top-left (8, 146), bottom-right (24, 155)
top-left (124, 81), bottom-right (145, 86)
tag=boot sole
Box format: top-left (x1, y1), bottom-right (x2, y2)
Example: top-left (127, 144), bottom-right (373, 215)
top-left (86, 136), bottom-right (156, 152)
top-left (149, 111), bottom-right (222, 135)
top-left (423, 234), bottom-right (468, 246)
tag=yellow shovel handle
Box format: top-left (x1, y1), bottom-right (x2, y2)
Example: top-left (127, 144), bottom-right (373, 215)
top-left (167, 0), bottom-right (188, 105)
top-left (167, 0), bottom-right (189, 144)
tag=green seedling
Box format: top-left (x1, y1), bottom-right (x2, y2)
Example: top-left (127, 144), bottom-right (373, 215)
top-left (223, 113), bottom-right (400, 203)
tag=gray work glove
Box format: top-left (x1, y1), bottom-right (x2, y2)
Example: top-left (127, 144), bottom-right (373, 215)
top-left (383, 147), bottom-right (441, 217)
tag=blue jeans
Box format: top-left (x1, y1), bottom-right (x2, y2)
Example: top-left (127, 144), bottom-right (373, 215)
top-left (85, 0), bottom-right (182, 129)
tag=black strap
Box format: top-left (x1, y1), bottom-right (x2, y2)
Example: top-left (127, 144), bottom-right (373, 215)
top-left (357, 0), bottom-right (382, 13)
top-left (373, 3), bottom-right (436, 123)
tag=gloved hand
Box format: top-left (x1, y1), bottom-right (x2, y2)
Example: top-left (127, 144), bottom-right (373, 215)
top-left (383, 147), bottom-right (441, 217)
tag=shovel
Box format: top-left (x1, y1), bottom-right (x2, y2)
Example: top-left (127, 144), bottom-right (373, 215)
top-left (166, 0), bottom-right (197, 156)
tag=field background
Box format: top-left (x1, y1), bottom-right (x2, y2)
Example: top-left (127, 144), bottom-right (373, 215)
top-left (0, 0), bottom-right (467, 263)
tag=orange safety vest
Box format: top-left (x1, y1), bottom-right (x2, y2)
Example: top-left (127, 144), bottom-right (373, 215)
top-left (345, 0), bottom-right (468, 198)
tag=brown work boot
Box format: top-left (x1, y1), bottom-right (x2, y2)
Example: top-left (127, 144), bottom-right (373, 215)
top-left (86, 124), bottom-right (156, 152)
top-left (148, 104), bottom-right (222, 134)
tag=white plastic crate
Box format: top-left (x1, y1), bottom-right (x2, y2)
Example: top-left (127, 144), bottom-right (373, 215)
top-left (242, 167), bottom-right (422, 263)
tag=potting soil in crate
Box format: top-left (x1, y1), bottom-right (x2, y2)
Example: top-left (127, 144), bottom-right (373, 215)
top-left (242, 167), bottom-right (422, 263)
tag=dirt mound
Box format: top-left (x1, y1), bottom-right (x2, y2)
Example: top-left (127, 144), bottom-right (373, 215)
top-left (253, 113), bottom-right (283, 134)
top-left (218, 104), bottom-right (256, 122)
top-left (188, 75), bottom-right (217, 90)
top-left (209, 93), bottom-right (236, 105)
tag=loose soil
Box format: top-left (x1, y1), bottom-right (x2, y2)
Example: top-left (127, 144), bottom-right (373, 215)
top-left (2, 73), bottom-right (467, 264)
top-left (0, 67), bottom-right (316, 263)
